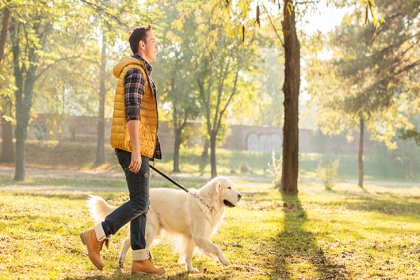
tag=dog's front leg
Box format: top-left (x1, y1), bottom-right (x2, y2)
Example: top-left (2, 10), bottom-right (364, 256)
top-left (194, 237), bottom-right (230, 266)
top-left (184, 243), bottom-right (199, 272)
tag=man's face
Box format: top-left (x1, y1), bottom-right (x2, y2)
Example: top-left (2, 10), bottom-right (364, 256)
top-left (139, 30), bottom-right (158, 63)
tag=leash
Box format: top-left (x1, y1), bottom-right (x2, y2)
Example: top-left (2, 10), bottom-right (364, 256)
top-left (149, 164), bottom-right (189, 193)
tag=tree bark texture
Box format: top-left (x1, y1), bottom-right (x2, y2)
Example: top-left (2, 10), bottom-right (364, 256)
top-left (0, 7), bottom-right (10, 64)
top-left (95, 32), bottom-right (106, 164)
top-left (358, 117), bottom-right (364, 189)
top-left (1, 101), bottom-right (14, 163)
top-left (210, 131), bottom-right (217, 178)
top-left (279, 0), bottom-right (300, 195)
top-left (12, 21), bottom-right (38, 181)
top-left (0, 7), bottom-right (14, 163)
top-left (173, 128), bottom-right (181, 173)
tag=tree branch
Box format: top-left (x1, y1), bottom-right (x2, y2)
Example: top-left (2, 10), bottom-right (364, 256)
top-left (80, 0), bottom-right (124, 26)
top-left (262, 3), bottom-right (284, 47)
top-left (35, 56), bottom-right (81, 79)
top-left (216, 59), bottom-right (240, 133)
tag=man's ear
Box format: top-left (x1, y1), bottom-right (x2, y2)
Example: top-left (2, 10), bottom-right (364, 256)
top-left (138, 40), bottom-right (145, 51)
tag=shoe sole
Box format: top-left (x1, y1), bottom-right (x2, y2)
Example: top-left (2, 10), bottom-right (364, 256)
top-left (80, 233), bottom-right (104, 271)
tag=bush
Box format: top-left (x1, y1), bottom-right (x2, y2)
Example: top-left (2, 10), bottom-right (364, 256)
top-left (266, 153), bottom-right (282, 187)
top-left (317, 158), bottom-right (340, 190)
top-left (239, 161), bottom-right (250, 173)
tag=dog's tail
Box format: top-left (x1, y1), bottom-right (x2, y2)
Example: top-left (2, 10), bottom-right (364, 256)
top-left (87, 195), bottom-right (117, 224)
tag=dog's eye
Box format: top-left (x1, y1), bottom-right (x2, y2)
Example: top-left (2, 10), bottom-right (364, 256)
top-left (227, 186), bottom-right (231, 189)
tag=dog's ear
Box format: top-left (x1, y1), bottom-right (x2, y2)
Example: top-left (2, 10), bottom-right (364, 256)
top-left (216, 180), bottom-right (224, 197)
top-left (210, 179), bottom-right (221, 198)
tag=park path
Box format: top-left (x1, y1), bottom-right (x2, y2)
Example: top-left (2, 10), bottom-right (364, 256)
top-left (1, 166), bottom-right (419, 188)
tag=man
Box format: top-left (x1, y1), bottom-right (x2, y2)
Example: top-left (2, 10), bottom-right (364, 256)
top-left (80, 25), bottom-right (165, 276)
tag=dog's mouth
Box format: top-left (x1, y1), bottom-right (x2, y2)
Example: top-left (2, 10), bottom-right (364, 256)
top-left (223, 200), bottom-right (236, 207)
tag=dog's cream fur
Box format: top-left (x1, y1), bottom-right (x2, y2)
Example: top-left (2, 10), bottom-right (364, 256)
top-left (87, 176), bottom-right (241, 271)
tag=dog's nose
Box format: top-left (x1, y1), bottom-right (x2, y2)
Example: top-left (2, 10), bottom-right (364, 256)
top-left (238, 193), bottom-right (242, 200)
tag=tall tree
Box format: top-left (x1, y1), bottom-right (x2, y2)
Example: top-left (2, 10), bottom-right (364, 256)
top-left (0, 5), bottom-right (14, 163)
top-left (307, 0), bottom-right (418, 188)
top-left (226, 0), bottom-right (382, 195)
top-left (194, 1), bottom-right (254, 178)
top-left (9, 0), bottom-right (89, 180)
top-left (95, 31), bottom-right (107, 164)
top-left (154, 1), bottom-right (200, 172)
top-left (279, 0), bottom-right (300, 194)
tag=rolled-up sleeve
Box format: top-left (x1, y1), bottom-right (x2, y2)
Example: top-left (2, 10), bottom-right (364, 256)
top-left (124, 68), bottom-right (145, 121)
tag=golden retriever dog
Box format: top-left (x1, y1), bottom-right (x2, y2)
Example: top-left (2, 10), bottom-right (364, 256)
top-left (87, 176), bottom-right (242, 272)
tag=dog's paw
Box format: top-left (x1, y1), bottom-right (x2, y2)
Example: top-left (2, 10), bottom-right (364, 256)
top-left (187, 267), bottom-right (199, 273)
top-left (220, 257), bottom-right (231, 266)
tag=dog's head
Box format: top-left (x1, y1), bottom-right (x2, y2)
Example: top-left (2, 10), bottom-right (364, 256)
top-left (203, 176), bottom-right (242, 208)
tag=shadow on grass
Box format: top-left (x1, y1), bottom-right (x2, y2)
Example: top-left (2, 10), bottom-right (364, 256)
top-left (337, 196), bottom-right (420, 217)
top-left (63, 268), bottom-right (230, 280)
top-left (271, 193), bottom-right (347, 279)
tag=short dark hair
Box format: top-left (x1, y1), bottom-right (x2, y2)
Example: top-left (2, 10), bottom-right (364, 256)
top-left (129, 25), bottom-right (152, 54)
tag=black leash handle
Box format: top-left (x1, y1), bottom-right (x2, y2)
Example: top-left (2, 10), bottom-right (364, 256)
top-left (149, 164), bottom-right (189, 193)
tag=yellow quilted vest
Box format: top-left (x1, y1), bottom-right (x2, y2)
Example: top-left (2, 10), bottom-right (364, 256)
top-left (110, 57), bottom-right (158, 158)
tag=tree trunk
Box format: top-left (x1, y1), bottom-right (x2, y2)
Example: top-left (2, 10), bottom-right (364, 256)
top-left (14, 124), bottom-right (27, 179)
top-left (95, 32), bottom-right (106, 165)
top-left (12, 18), bottom-right (38, 181)
top-left (0, 7), bottom-right (14, 163)
top-left (1, 101), bottom-right (14, 163)
top-left (407, 158), bottom-right (413, 179)
top-left (210, 131), bottom-right (217, 178)
top-left (172, 106), bottom-right (181, 173)
top-left (201, 138), bottom-right (209, 159)
top-left (0, 7), bottom-right (10, 64)
top-left (11, 23), bottom-right (24, 181)
top-left (279, 0), bottom-right (300, 195)
top-left (358, 117), bottom-right (364, 189)
top-left (173, 128), bottom-right (181, 173)
top-left (15, 68), bottom-right (36, 181)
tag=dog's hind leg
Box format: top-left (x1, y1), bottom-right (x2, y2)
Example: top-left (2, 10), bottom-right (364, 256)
top-left (118, 237), bottom-right (130, 268)
top-left (145, 224), bottom-right (156, 247)
top-left (194, 237), bottom-right (230, 266)
top-left (118, 224), bottom-right (157, 268)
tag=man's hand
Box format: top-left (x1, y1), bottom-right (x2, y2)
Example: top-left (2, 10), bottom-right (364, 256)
top-left (127, 120), bottom-right (141, 173)
top-left (129, 151), bottom-right (142, 173)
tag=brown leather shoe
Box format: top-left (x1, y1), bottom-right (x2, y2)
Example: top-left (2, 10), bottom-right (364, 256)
top-left (80, 229), bottom-right (108, 270)
top-left (131, 259), bottom-right (166, 275)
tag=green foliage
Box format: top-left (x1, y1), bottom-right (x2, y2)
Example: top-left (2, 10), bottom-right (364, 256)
top-left (316, 158), bottom-right (340, 190)
top-left (154, 2), bottom-right (201, 143)
top-left (266, 152), bottom-right (282, 187)
top-left (239, 161), bottom-right (250, 173)
top-left (307, 0), bottom-right (419, 150)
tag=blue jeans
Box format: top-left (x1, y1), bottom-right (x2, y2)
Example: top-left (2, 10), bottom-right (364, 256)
top-left (101, 149), bottom-right (150, 250)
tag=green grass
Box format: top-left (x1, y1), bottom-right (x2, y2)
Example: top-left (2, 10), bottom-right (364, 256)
top-left (0, 175), bottom-right (419, 279)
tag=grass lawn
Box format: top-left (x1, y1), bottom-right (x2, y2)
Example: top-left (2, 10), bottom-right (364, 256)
top-left (0, 174), bottom-right (419, 279)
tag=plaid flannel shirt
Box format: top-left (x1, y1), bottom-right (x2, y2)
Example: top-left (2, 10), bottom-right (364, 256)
top-left (124, 54), bottom-right (161, 159)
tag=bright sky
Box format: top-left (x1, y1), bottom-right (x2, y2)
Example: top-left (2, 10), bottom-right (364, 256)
top-left (300, 3), bottom-right (351, 36)
top-left (298, 3), bottom-right (352, 126)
